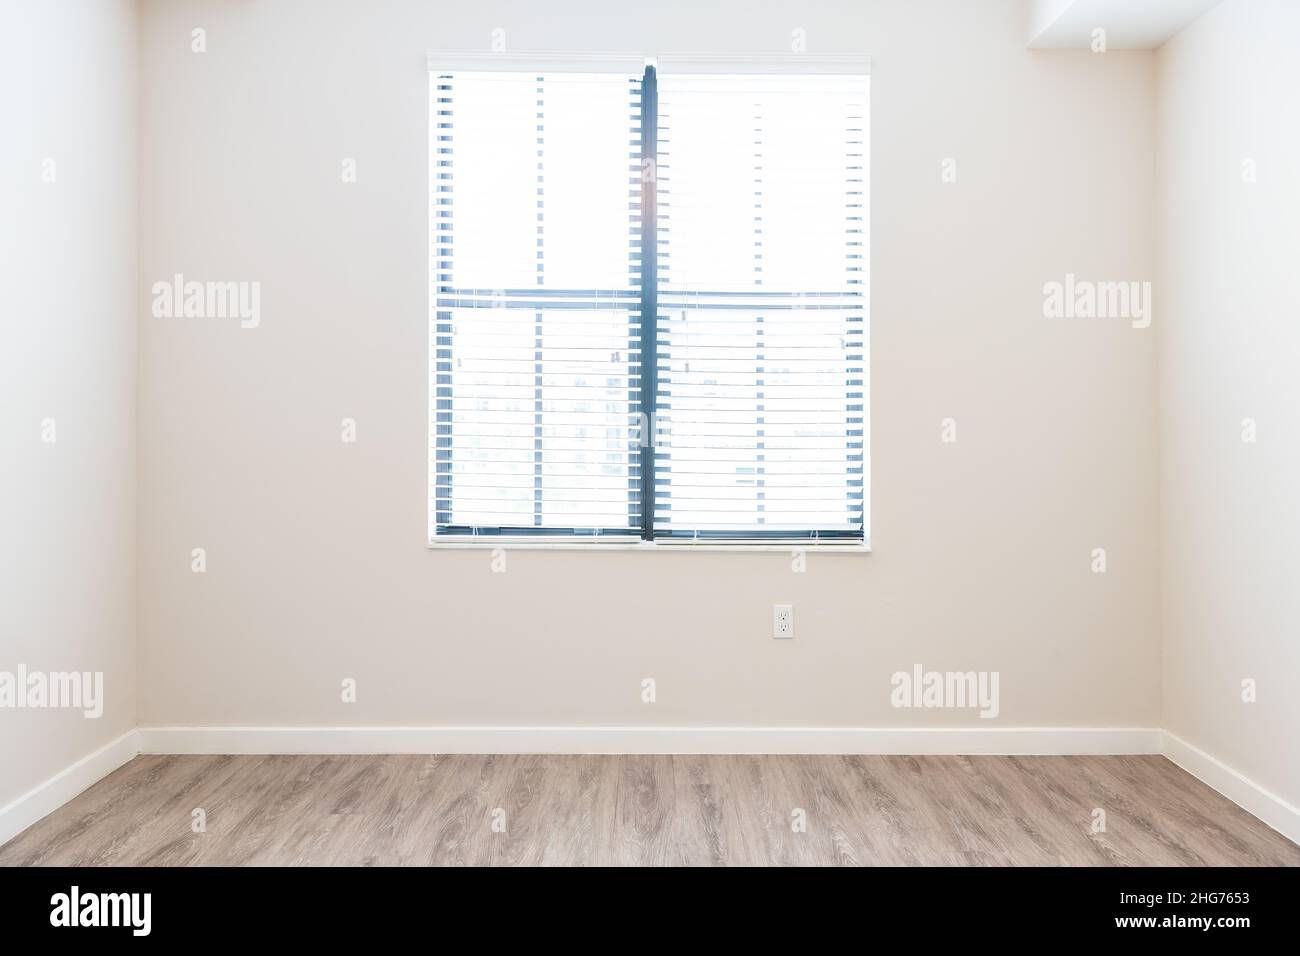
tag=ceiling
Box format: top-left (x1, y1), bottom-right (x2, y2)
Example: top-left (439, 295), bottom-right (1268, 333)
top-left (1026, 0), bottom-right (1223, 49)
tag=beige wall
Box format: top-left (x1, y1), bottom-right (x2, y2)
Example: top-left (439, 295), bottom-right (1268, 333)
top-left (1157, 0), bottom-right (1300, 807)
top-left (0, 0), bottom-right (138, 807)
top-left (136, 0), bottom-right (1159, 729)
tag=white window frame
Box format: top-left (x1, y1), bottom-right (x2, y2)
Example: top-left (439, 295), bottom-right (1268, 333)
top-left (427, 52), bottom-right (871, 553)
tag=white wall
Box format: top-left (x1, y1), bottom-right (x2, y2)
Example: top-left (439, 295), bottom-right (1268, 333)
top-left (0, 0), bottom-right (138, 808)
top-left (1157, 0), bottom-right (1300, 807)
top-left (136, 0), bottom-right (1159, 730)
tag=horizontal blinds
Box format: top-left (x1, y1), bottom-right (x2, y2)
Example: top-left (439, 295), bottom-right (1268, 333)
top-left (653, 74), bottom-right (869, 538)
top-left (430, 71), bottom-right (644, 536)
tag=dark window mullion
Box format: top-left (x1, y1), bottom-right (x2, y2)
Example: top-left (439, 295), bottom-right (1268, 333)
top-left (638, 64), bottom-right (659, 541)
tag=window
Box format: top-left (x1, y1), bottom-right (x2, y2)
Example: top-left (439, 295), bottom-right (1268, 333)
top-left (430, 56), bottom-right (869, 545)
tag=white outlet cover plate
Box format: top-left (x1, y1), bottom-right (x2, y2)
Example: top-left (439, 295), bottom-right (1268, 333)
top-left (773, 604), bottom-right (794, 639)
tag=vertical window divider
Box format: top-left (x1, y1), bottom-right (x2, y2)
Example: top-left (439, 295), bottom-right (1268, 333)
top-left (638, 63), bottom-right (659, 541)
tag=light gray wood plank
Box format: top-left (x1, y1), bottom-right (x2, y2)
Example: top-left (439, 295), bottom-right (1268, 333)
top-left (2, 754), bottom-right (1295, 867)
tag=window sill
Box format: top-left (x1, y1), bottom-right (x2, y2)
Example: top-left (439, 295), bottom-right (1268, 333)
top-left (427, 537), bottom-right (871, 554)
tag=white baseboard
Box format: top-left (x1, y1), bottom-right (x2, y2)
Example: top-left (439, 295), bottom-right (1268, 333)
top-left (0, 729), bottom-right (140, 848)
top-left (137, 724), bottom-right (1162, 756)
top-left (1161, 730), bottom-right (1300, 847)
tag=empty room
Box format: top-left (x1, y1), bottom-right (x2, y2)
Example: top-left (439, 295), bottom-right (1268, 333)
top-left (2, 0), bottom-right (1298, 928)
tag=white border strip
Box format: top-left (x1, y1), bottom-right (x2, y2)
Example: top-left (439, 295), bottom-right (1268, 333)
top-left (427, 537), bottom-right (871, 553)
top-left (426, 51), bottom-right (871, 75)
top-left (1161, 731), bottom-right (1300, 847)
top-left (138, 725), bottom-right (1160, 757)
top-left (0, 730), bottom-right (140, 848)
top-left (427, 51), bottom-right (646, 73)
top-left (655, 53), bottom-right (870, 75)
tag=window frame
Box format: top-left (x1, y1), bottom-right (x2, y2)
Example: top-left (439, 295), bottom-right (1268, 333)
top-left (428, 52), bottom-right (871, 552)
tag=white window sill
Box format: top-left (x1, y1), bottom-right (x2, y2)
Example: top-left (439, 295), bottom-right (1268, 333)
top-left (427, 537), bottom-right (871, 554)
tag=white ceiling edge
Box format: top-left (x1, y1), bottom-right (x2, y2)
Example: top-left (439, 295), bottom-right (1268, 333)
top-left (1026, 0), bottom-right (1223, 50)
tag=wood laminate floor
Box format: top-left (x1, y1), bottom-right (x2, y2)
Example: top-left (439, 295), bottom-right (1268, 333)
top-left (2, 754), bottom-right (1296, 866)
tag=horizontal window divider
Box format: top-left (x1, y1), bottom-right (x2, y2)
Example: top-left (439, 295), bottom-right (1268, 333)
top-left (441, 478), bottom-right (644, 486)
top-left (650, 509), bottom-right (863, 515)
top-left (653, 478), bottom-right (864, 485)
top-left (432, 446), bottom-right (644, 453)
top-left (437, 287), bottom-right (641, 297)
top-left (436, 460), bottom-right (642, 468)
top-left (647, 460), bottom-right (863, 468)
top-left (435, 300), bottom-right (643, 311)
top-left (434, 504), bottom-right (642, 512)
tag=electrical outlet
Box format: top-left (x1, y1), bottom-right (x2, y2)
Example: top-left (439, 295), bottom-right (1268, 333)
top-left (773, 604), bottom-right (794, 639)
